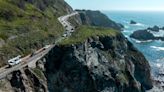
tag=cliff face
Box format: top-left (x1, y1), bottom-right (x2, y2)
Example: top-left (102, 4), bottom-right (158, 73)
top-left (0, 26), bottom-right (153, 92)
top-left (45, 34), bottom-right (153, 92)
top-left (0, 0), bottom-right (153, 92)
top-left (76, 10), bottom-right (124, 31)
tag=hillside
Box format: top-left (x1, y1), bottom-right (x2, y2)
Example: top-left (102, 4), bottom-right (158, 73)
top-left (0, 0), bottom-right (72, 66)
top-left (75, 10), bottom-right (124, 31)
top-left (60, 25), bottom-right (120, 45)
top-left (0, 25), bottom-right (153, 92)
top-left (0, 0), bottom-right (153, 92)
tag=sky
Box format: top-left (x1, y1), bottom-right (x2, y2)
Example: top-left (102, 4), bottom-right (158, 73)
top-left (65, 0), bottom-right (164, 11)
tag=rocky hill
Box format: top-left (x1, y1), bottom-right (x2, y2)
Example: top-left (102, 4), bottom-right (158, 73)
top-left (0, 0), bottom-right (153, 92)
top-left (75, 10), bottom-right (124, 31)
top-left (0, 26), bottom-right (153, 92)
top-left (54, 26), bottom-right (153, 92)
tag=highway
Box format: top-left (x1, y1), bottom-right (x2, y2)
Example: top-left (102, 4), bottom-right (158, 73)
top-left (0, 12), bottom-right (78, 79)
top-left (58, 12), bottom-right (78, 37)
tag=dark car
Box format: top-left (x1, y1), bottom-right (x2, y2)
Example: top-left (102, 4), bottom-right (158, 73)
top-left (30, 52), bottom-right (37, 57)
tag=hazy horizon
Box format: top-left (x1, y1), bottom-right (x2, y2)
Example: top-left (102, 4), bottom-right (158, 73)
top-left (65, 0), bottom-right (164, 11)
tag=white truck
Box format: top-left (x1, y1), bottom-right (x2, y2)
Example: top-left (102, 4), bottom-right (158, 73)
top-left (8, 55), bottom-right (22, 66)
top-left (43, 45), bottom-right (51, 50)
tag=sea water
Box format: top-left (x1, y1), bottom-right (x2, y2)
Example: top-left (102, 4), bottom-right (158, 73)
top-left (103, 11), bottom-right (164, 84)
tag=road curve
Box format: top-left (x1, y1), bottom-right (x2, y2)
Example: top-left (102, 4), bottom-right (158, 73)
top-left (58, 12), bottom-right (78, 37)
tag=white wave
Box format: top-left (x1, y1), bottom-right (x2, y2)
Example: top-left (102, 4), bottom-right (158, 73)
top-left (150, 58), bottom-right (164, 91)
top-left (130, 23), bottom-right (146, 27)
top-left (150, 46), bottom-right (164, 51)
top-left (156, 63), bottom-right (162, 68)
top-left (123, 21), bottom-right (129, 24)
top-left (155, 39), bottom-right (164, 43)
top-left (156, 58), bottom-right (164, 62)
top-left (152, 58), bottom-right (164, 68)
top-left (124, 25), bottom-right (130, 29)
top-left (135, 23), bottom-right (145, 26)
top-left (148, 30), bottom-right (164, 37)
top-left (147, 86), bottom-right (164, 92)
top-left (123, 30), bottom-right (133, 34)
top-left (131, 38), bottom-right (153, 43)
top-left (124, 35), bottom-right (129, 38)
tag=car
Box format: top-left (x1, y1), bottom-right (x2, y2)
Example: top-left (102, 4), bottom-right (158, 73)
top-left (62, 33), bottom-right (67, 37)
top-left (43, 45), bottom-right (51, 50)
top-left (8, 55), bottom-right (22, 66)
top-left (30, 52), bottom-right (37, 57)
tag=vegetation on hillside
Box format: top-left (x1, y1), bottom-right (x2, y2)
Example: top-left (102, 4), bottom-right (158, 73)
top-left (67, 15), bottom-right (81, 28)
top-left (59, 25), bottom-right (121, 45)
top-left (0, 0), bottom-right (71, 66)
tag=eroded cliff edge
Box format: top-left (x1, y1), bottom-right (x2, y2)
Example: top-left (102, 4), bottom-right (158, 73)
top-left (45, 27), bottom-right (153, 92)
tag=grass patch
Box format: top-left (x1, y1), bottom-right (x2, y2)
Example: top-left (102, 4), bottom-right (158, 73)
top-left (116, 72), bottom-right (128, 85)
top-left (32, 68), bottom-right (45, 80)
top-left (59, 25), bottom-right (120, 45)
top-left (0, 0), bottom-right (65, 64)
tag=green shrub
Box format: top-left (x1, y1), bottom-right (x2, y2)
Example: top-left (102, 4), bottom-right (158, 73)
top-left (59, 25), bottom-right (120, 45)
top-left (0, 0), bottom-right (64, 65)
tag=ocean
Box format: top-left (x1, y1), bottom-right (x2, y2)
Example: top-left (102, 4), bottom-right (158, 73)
top-left (103, 11), bottom-right (164, 88)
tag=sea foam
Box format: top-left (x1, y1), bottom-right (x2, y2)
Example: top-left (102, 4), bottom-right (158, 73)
top-left (130, 22), bottom-right (146, 27)
top-left (150, 46), bottom-right (164, 51)
top-left (131, 38), bottom-right (153, 43)
top-left (149, 30), bottom-right (164, 37)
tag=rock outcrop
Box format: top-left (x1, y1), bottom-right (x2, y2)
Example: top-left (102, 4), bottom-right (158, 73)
top-left (147, 25), bottom-right (160, 32)
top-left (0, 33), bottom-right (153, 92)
top-left (130, 26), bottom-right (164, 41)
top-left (45, 34), bottom-right (153, 92)
top-left (130, 30), bottom-right (155, 40)
top-left (130, 20), bottom-right (137, 24)
top-left (76, 10), bottom-right (124, 31)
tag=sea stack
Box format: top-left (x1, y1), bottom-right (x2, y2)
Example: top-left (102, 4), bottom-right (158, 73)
top-left (130, 20), bottom-right (137, 24)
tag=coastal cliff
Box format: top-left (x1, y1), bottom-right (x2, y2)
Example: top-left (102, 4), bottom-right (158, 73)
top-left (76, 10), bottom-right (124, 30)
top-left (45, 26), bottom-right (153, 92)
top-left (0, 0), bottom-right (153, 92)
top-left (0, 26), bottom-right (153, 92)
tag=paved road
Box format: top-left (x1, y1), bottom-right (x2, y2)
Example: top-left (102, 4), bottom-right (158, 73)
top-left (58, 12), bottom-right (78, 37)
top-left (0, 12), bottom-right (78, 79)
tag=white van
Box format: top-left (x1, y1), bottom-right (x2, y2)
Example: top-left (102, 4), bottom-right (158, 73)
top-left (8, 55), bottom-right (22, 66)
